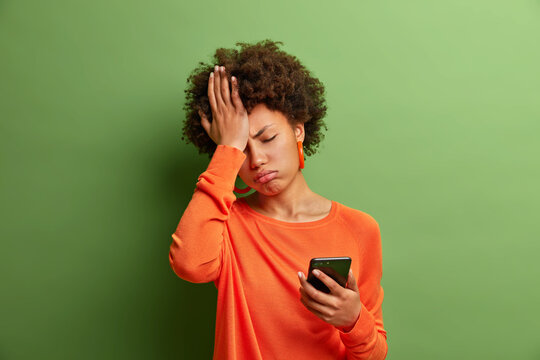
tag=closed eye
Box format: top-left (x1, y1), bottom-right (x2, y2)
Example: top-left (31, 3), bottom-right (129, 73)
top-left (263, 135), bottom-right (277, 143)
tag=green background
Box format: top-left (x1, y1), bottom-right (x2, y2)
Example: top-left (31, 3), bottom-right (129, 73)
top-left (1, 0), bottom-right (539, 359)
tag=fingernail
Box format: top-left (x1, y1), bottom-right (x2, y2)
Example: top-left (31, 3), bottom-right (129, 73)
top-left (313, 269), bottom-right (320, 276)
top-left (297, 272), bottom-right (303, 279)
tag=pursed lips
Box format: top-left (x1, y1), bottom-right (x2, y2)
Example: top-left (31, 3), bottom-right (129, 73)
top-left (254, 170), bottom-right (277, 183)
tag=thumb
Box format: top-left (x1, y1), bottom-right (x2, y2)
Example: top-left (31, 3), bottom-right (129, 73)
top-left (346, 269), bottom-right (359, 293)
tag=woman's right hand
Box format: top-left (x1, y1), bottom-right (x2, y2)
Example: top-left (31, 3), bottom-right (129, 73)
top-left (198, 65), bottom-right (249, 152)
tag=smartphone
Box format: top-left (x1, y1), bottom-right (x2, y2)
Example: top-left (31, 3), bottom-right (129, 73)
top-left (306, 256), bottom-right (352, 294)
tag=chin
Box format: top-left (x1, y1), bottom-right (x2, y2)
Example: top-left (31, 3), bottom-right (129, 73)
top-left (256, 180), bottom-right (283, 195)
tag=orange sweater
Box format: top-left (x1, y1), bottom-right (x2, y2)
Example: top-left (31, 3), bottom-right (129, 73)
top-left (169, 145), bottom-right (388, 359)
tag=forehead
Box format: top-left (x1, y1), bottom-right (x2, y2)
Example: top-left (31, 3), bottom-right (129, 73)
top-left (248, 103), bottom-right (289, 129)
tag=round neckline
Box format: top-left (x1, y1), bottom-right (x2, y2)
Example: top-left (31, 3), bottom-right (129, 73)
top-left (236, 197), bottom-right (338, 228)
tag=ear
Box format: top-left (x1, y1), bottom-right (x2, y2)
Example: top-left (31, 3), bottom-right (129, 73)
top-left (294, 122), bottom-right (305, 143)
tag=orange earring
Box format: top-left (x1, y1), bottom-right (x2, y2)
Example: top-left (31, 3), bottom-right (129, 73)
top-left (298, 141), bottom-right (305, 169)
top-left (234, 179), bottom-right (251, 194)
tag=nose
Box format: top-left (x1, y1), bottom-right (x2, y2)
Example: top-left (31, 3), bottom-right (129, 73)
top-left (246, 143), bottom-right (267, 169)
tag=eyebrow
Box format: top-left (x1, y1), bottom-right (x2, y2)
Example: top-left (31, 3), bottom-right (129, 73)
top-left (251, 124), bottom-right (274, 138)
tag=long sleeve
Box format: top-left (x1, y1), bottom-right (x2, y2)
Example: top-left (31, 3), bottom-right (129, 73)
top-left (335, 219), bottom-right (388, 359)
top-left (168, 144), bottom-right (246, 284)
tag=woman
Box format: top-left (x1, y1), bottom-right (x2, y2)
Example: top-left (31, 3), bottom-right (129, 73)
top-left (169, 39), bottom-right (387, 359)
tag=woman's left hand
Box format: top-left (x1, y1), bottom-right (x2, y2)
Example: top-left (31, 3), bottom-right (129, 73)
top-left (297, 269), bottom-right (362, 332)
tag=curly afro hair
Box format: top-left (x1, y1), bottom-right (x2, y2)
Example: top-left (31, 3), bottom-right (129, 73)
top-left (181, 39), bottom-right (328, 158)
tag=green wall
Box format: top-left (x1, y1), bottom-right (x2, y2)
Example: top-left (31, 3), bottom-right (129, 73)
top-left (1, 0), bottom-right (539, 359)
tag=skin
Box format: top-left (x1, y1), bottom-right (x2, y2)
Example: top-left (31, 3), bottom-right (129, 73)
top-left (298, 269), bottom-right (362, 332)
top-left (199, 64), bottom-right (362, 331)
top-left (236, 103), bottom-right (332, 223)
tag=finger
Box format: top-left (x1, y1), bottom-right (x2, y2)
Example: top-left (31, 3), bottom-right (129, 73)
top-left (299, 286), bottom-right (330, 313)
top-left (214, 65), bottom-right (224, 108)
top-left (220, 66), bottom-right (232, 107)
top-left (346, 269), bottom-right (359, 293)
top-left (299, 286), bottom-right (323, 305)
top-left (198, 109), bottom-right (210, 134)
top-left (299, 293), bottom-right (330, 320)
top-left (298, 272), bottom-right (333, 306)
top-left (311, 269), bottom-right (341, 295)
top-left (230, 76), bottom-right (244, 111)
top-left (207, 70), bottom-right (217, 116)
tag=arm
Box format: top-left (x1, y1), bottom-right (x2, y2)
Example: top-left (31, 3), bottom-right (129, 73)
top-left (336, 220), bottom-right (388, 360)
top-left (168, 144), bottom-right (246, 283)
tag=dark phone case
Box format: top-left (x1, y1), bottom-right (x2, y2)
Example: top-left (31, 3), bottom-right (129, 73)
top-left (306, 257), bottom-right (351, 294)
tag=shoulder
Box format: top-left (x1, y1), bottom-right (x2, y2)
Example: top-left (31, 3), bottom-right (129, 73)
top-left (231, 197), bottom-right (246, 215)
top-left (334, 201), bottom-right (383, 268)
top-left (333, 200), bottom-right (382, 251)
top-left (334, 200), bottom-right (380, 232)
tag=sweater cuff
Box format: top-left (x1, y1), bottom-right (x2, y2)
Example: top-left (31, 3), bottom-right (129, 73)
top-left (206, 144), bottom-right (247, 184)
top-left (337, 300), bottom-right (376, 344)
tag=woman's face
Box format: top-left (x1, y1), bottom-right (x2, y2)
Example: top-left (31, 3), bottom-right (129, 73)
top-left (237, 103), bottom-right (305, 195)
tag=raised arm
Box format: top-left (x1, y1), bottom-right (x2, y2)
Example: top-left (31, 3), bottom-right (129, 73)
top-left (169, 65), bottom-right (249, 283)
top-left (168, 144), bottom-right (246, 283)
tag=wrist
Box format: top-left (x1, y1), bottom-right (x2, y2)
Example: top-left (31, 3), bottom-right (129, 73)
top-left (338, 309), bottom-right (361, 333)
top-left (220, 142), bottom-right (245, 152)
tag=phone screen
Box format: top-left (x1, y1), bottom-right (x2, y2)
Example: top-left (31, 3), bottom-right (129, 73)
top-left (306, 257), bottom-right (351, 293)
